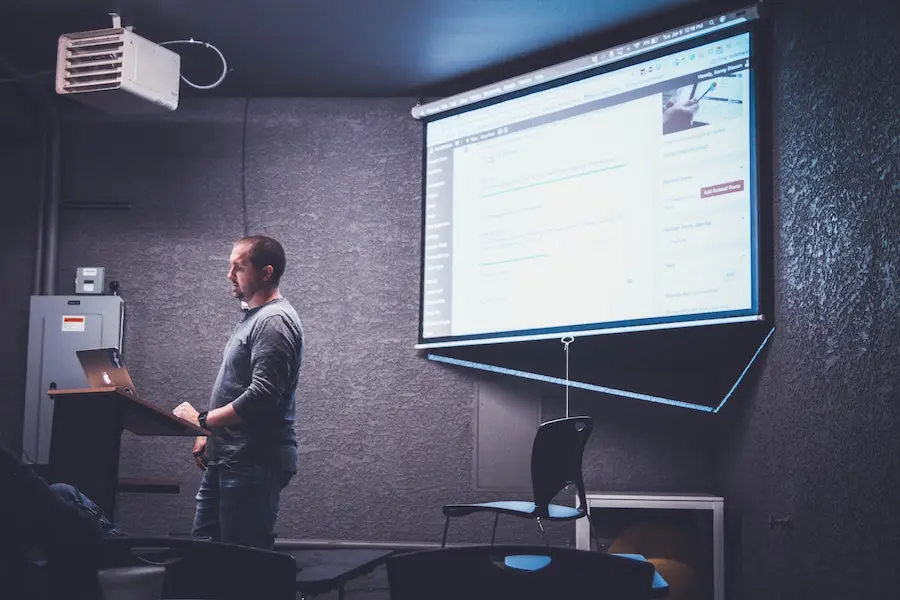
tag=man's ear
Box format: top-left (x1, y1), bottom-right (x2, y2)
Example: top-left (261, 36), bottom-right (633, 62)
top-left (262, 265), bottom-right (274, 282)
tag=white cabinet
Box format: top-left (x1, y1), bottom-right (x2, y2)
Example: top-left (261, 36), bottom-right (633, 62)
top-left (575, 493), bottom-right (724, 600)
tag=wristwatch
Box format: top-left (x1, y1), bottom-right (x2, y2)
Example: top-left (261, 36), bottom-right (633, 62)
top-left (198, 411), bottom-right (209, 430)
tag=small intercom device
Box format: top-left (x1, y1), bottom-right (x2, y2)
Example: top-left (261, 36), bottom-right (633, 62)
top-left (75, 267), bottom-right (106, 294)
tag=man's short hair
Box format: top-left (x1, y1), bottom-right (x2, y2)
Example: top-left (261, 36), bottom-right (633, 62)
top-left (236, 235), bottom-right (286, 286)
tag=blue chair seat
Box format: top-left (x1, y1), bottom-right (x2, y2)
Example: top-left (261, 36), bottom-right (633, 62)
top-left (444, 501), bottom-right (581, 519)
top-left (503, 554), bottom-right (553, 570)
top-left (613, 554), bottom-right (671, 597)
top-left (502, 551), bottom-right (670, 596)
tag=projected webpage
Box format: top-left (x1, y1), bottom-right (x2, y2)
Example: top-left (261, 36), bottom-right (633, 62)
top-left (422, 33), bottom-right (755, 341)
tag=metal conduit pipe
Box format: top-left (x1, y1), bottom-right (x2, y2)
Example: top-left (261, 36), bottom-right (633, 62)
top-left (0, 53), bottom-right (60, 296)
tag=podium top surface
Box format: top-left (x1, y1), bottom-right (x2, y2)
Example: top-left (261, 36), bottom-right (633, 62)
top-left (49, 387), bottom-right (206, 437)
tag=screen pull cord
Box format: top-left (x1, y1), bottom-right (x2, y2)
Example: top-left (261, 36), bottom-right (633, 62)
top-left (561, 336), bottom-right (575, 417)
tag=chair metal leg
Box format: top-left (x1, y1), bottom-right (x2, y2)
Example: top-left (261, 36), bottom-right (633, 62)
top-left (490, 513), bottom-right (500, 545)
top-left (441, 515), bottom-right (450, 548)
top-left (585, 512), bottom-right (604, 552)
top-left (535, 517), bottom-right (549, 547)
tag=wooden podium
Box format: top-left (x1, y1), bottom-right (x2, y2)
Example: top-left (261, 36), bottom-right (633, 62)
top-left (47, 386), bottom-right (206, 518)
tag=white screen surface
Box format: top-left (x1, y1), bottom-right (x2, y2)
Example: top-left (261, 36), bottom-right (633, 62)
top-left (420, 31), bottom-right (760, 346)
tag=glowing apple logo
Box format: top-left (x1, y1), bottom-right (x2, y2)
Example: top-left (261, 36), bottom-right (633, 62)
top-left (102, 372), bottom-right (112, 385)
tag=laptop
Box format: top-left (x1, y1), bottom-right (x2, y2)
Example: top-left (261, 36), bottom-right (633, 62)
top-left (76, 347), bottom-right (139, 397)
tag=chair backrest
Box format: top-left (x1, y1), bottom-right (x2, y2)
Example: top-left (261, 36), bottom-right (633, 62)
top-left (530, 416), bottom-right (593, 517)
top-left (97, 537), bottom-right (296, 600)
top-left (387, 544), bottom-right (655, 600)
top-left (96, 565), bottom-right (166, 600)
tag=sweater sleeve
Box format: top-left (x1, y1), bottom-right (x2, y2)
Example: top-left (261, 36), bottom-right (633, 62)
top-left (230, 315), bottom-right (300, 422)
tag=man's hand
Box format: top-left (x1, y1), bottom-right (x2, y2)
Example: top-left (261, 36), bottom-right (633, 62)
top-left (174, 402), bottom-right (242, 430)
top-left (192, 436), bottom-right (208, 470)
top-left (173, 401), bottom-right (200, 427)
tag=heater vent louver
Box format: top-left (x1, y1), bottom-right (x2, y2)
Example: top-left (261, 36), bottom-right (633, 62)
top-left (57, 29), bottom-right (125, 94)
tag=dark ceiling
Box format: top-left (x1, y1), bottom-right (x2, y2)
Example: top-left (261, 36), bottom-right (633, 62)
top-left (0, 0), bottom-right (746, 98)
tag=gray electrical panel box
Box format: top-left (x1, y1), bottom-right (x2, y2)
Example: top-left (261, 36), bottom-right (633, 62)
top-left (22, 295), bottom-right (125, 464)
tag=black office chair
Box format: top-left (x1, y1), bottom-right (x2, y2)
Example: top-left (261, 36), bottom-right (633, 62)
top-left (388, 544), bottom-right (657, 600)
top-left (442, 415), bottom-right (602, 549)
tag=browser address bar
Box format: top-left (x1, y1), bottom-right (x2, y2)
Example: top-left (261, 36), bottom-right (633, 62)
top-left (428, 71), bottom-right (632, 144)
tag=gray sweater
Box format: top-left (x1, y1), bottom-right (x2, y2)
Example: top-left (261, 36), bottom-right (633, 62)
top-left (206, 298), bottom-right (303, 473)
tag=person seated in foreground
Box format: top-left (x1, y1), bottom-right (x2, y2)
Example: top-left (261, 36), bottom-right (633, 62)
top-left (0, 440), bottom-right (115, 599)
top-left (48, 482), bottom-right (124, 538)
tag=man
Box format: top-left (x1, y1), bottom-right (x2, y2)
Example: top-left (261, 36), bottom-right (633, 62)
top-left (173, 235), bottom-right (303, 550)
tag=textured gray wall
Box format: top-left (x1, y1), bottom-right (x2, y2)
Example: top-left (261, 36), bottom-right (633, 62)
top-left (716, 1), bottom-right (900, 598)
top-left (51, 97), bottom-right (714, 545)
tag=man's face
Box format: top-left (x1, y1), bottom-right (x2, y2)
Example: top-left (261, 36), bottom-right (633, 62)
top-left (227, 243), bottom-right (266, 300)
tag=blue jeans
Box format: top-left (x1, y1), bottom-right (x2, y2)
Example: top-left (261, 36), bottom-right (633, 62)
top-left (191, 462), bottom-right (291, 550)
top-left (49, 483), bottom-right (123, 538)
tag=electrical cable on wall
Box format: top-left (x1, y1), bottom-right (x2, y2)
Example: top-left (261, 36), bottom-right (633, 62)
top-left (163, 35), bottom-right (242, 231)
top-left (159, 38), bottom-right (229, 90)
top-left (561, 335), bottom-right (575, 417)
top-left (240, 97), bottom-right (250, 236)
